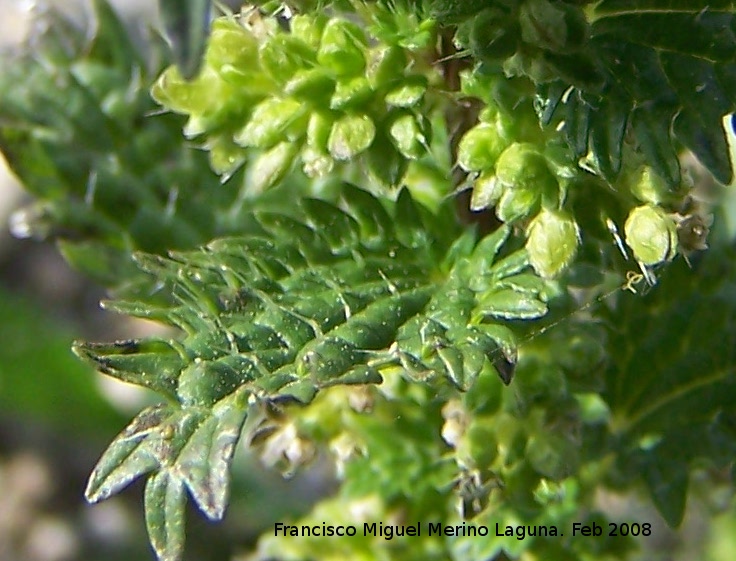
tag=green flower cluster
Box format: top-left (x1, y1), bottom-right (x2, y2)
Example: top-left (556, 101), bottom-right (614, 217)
top-left (152, 8), bottom-right (438, 192)
top-left (456, 72), bottom-right (580, 279)
top-left (456, 69), bottom-right (710, 278)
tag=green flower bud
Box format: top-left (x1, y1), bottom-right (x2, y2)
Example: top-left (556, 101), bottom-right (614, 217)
top-left (247, 141), bottom-right (299, 194)
top-left (385, 76), bottom-right (428, 108)
top-left (151, 66), bottom-right (224, 115)
top-left (526, 209), bottom-right (580, 278)
top-left (470, 171), bottom-right (503, 211)
top-left (330, 76), bottom-right (373, 110)
top-left (259, 35), bottom-right (316, 84)
top-left (234, 98), bottom-right (307, 148)
top-left (328, 114), bottom-right (376, 160)
top-left (457, 123), bottom-right (508, 172)
top-left (206, 19), bottom-right (259, 82)
top-left (207, 136), bottom-right (246, 176)
top-left (318, 19), bottom-right (367, 77)
top-left (367, 46), bottom-right (407, 89)
top-left (307, 111), bottom-right (333, 152)
top-left (495, 142), bottom-right (557, 194)
top-left (284, 68), bottom-right (335, 102)
top-left (624, 205), bottom-right (678, 265)
top-left (290, 14), bottom-right (328, 49)
top-left (496, 185), bottom-right (539, 223)
top-left (388, 112), bottom-right (429, 159)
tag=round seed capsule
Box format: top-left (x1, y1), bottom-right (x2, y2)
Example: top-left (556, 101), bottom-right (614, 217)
top-left (624, 205), bottom-right (678, 265)
top-left (526, 209), bottom-right (580, 278)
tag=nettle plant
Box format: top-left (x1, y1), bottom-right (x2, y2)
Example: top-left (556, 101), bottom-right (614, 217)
top-left (2, 0), bottom-right (736, 560)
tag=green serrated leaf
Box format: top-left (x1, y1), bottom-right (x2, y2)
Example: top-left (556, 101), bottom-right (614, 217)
top-left (604, 238), bottom-right (736, 527)
top-left (478, 288), bottom-right (549, 320)
top-left (85, 405), bottom-right (169, 503)
top-left (176, 387), bottom-right (249, 519)
top-left (82, 186), bottom-right (551, 551)
top-left (641, 453), bottom-right (688, 527)
top-left (490, 249), bottom-right (530, 279)
top-left (90, 0), bottom-right (145, 72)
top-left (530, 2), bottom-right (736, 185)
top-left (145, 470), bottom-right (186, 561)
top-left (73, 340), bottom-right (182, 398)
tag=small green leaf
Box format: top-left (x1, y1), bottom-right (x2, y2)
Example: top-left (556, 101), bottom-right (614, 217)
top-left (318, 19), bottom-right (367, 77)
top-left (82, 186), bottom-right (551, 553)
top-left (531, 2), bottom-right (736, 185)
top-left (365, 129), bottom-right (408, 188)
top-left (176, 388), bottom-right (249, 519)
top-left (85, 405), bottom-right (169, 503)
top-left (489, 249), bottom-right (530, 279)
top-left (330, 77), bottom-right (374, 110)
top-left (478, 289), bottom-right (548, 320)
top-left (630, 103), bottom-right (681, 189)
top-left (145, 470), bottom-right (186, 561)
top-left (466, 225), bottom-right (510, 279)
top-left (247, 142), bottom-right (299, 193)
top-left (90, 0), bottom-right (146, 72)
top-left (519, 0), bottom-right (569, 52)
top-left (234, 98), bottom-right (307, 149)
top-left (642, 454), bottom-right (688, 527)
top-left (604, 238), bottom-right (736, 529)
top-left (73, 340), bottom-right (182, 398)
top-left (428, 0), bottom-right (486, 23)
